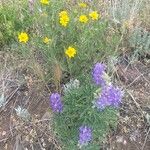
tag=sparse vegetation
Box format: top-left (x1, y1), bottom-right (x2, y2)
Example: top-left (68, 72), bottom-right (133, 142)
top-left (0, 0), bottom-right (150, 150)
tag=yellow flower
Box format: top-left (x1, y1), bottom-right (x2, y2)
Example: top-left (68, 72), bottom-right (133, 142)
top-left (43, 37), bottom-right (51, 44)
top-left (18, 32), bottom-right (29, 43)
top-left (40, 0), bottom-right (49, 5)
top-left (89, 11), bottom-right (99, 20)
top-left (59, 11), bottom-right (70, 27)
top-left (65, 46), bottom-right (77, 58)
top-left (79, 15), bottom-right (88, 23)
top-left (79, 2), bottom-right (87, 8)
top-left (59, 11), bottom-right (68, 17)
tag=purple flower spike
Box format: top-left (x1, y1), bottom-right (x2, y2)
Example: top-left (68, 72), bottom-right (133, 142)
top-left (50, 93), bottom-right (63, 113)
top-left (95, 96), bottom-right (108, 110)
top-left (95, 85), bottom-right (123, 110)
top-left (92, 63), bottom-right (106, 86)
top-left (106, 85), bottom-right (123, 107)
top-left (79, 125), bottom-right (92, 146)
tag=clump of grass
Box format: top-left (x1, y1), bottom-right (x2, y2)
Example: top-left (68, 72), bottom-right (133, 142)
top-left (15, 106), bottom-right (30, 120)
top-left (109, 0), bottom-right (142, 25)
top-left (139, 0), bottom-right (150, 28)
top-left (129, 27), bottom-right (150, 57)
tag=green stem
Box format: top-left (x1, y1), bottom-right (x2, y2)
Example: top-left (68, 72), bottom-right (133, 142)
top-left (67, 57), bottom-right (72, 78)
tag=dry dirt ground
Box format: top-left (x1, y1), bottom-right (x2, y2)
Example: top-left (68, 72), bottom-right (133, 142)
top-left (109, 58), bottom-right (150, 150)
top-left (0, 53), bottom-right (150, 150)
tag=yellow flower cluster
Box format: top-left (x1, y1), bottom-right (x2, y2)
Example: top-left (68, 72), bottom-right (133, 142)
top-left (40, 0), bottom-right (49, 5)
top-left (59, 11), bottom-right (70, 27)
top-left (18, 4), bottom-right (100, 60)
top-left (79, 11), bottom-right (99, 23)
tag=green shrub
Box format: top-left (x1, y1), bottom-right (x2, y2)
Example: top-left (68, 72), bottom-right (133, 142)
top-left (129, 27), bottom-right (150, 59)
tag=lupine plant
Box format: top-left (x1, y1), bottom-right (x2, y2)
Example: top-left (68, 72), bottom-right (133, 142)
top-left (50, 63), bottom-right (123, 150)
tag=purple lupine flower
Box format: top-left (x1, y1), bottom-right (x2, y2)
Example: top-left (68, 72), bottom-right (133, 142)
top-left (94, 96), bottom-right (108, 110)
top-left (107, 85), bottom-right (123, 107)
top-left (92, 63), bottom-right (106, 86)
top-left (95, 85), bottom-right (123, 110)
top-left (78, 125), bottom-right (92, 146)
top-left (50, 93), bottom-right (63, 113)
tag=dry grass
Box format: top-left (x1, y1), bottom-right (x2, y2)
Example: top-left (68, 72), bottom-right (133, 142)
top-left (0, 52), bottom-right (60, 150)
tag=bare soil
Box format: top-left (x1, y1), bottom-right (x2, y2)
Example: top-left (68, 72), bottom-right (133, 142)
top-left (108, 59), bottom-right (150, 150)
